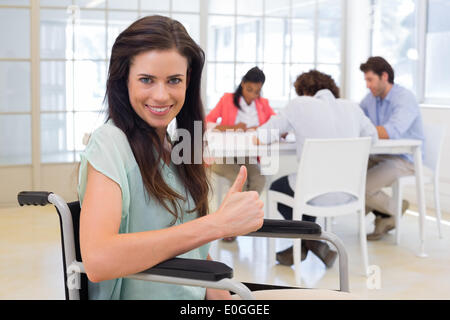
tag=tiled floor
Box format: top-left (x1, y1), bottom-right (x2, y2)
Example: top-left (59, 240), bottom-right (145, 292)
top-left (0, 203), bottom-right (449, 299)
top-left (211, 210), bottom-right (450, 299)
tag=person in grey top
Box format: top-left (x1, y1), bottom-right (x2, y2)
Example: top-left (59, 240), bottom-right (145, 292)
top-left (255, 70), bottom-right (378, 267)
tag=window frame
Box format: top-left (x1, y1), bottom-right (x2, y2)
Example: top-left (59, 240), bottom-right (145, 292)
top-left (37, 0), bottom-right (201, 165)
top-left (0, 3), bottom-right (33, 167)
top-left (205, 0), bottom-right (345, 113)
top-left (369, 0), bottom-right (450, 107)
top-left (9, 0), bottom-right (450, 170)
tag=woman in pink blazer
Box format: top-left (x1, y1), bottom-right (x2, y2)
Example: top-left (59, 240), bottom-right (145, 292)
top-left (206, 68), bottom-right (275, 131)
top-left (206, 67), bottom-right (275, 242)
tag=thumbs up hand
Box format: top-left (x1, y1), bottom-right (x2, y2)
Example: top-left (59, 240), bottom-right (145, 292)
top-left (214, 166), bottom-right (264, 238)
top-left (226, 164), bottom-right (248, 194)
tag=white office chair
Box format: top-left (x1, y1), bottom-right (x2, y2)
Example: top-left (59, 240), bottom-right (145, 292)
top-left (392, 124), bottom-right (446, 244)
top-left (268, 137), bottom-right (372, 285)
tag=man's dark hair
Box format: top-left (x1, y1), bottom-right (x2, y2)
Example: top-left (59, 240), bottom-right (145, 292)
top-left (360, 56), bottom-right (394, 84)
top-left (294, 70), bottom-right (340, 98)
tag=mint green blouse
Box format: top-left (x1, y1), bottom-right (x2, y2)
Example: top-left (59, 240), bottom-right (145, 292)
top-left (77, 120), bottom-right (210, 300)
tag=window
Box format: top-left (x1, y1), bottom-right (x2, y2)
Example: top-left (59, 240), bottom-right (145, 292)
top-left (0, 2), bottom-right (31, 165)
top-left (0, 0), bottom-right (202, 166)
top-left (40, 4), bottom-right (108, 163)
top-left (206, 0), bottom-right (343, 111)
top-left (425, 0), bottom-right (450, 103)
top-left (2, 0), bottom-right (343, 166)
top-left (38, 0), bottom-right (200, 164)
top-left (370, 0), bottom-right (450, 106)
top-left (370, 0), bottom-right (418, 94)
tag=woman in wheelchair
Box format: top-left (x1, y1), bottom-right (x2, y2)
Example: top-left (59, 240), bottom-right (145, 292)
top-left (77, 15), bottom-right (264, 300)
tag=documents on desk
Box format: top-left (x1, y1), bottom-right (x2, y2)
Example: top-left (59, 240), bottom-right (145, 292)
top-left (204, 130), bottom-right (285, 175)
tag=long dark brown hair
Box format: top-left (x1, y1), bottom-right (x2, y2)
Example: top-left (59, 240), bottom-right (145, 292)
top-left (105, 15), bottom-right (210, 221)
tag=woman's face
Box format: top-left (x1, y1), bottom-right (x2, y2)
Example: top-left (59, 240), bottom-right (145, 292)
top-left (241, 81), bottom-right (263, 105)
top-left (128, 49), bottom-right (188, 140)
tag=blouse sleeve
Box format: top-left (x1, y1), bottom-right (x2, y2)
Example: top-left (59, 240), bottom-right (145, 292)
top-left (77, 124), bottom-right (131, 219)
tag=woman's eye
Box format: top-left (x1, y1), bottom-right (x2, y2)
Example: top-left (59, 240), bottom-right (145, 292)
top-left (139, 77), bottom-right (151, 84)
top-left (169, 78), bottom-right (182, 85)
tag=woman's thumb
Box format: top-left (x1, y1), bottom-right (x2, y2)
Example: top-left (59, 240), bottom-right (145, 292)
top-left (228, 165), bottom-right (247, 193)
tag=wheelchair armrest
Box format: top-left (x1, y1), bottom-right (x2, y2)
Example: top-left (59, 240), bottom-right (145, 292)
top-left (246, 219), bottom-right (321, 238)
top-left (246, 219), bottom-right (350, 292)
top-left (127, 258), bottom-right (253, 299)
top-left (17, 191), bottom-right (52, 206)
top-left (141, 257), bottom-right (233, 282)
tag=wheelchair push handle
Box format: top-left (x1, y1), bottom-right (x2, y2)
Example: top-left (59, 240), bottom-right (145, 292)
top-left (17, 191), bottom-right (53, 206)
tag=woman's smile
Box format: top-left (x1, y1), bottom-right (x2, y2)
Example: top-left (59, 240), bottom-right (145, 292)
top-left (145, 104), bottom-right (173, 115)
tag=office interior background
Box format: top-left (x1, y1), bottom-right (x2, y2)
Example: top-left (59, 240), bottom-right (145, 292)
top-left (0, 0), bottom-right (449, 299)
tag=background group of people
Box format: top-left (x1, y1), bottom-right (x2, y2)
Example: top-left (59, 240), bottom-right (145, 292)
top-left (206, 57), bottom-right (425, 268)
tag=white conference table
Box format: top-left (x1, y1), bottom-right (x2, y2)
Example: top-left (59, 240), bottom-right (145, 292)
top-left (206, 132), bottom-right (427, 257)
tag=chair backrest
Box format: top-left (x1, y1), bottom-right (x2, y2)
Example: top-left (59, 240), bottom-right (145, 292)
top-left (293, 137), bottom-right (372, 218)
top-left (56, 201), bottom-right (89, 300)
top-left (422, 124), bottom-right (446, 173)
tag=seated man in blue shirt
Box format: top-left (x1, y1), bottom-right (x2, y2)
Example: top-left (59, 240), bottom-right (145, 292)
top-left (360, 56), bottom-right (425, 241)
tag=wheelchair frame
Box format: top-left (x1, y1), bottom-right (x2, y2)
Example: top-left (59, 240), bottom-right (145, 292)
top-left (17, 191), bottom-right (349, 300)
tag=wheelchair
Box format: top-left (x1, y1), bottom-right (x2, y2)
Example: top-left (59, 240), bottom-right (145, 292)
top-left (17, 191), bottom-right (354, 300)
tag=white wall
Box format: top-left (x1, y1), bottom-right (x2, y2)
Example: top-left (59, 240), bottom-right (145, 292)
top-left (402, 107), bottom-right (450, 213)
top-left (0, 164), bottom-right (78, 208)
top-left (0, 166), bottom-right (32, 207)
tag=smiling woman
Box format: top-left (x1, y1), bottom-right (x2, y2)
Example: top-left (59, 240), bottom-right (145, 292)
top-left (76, 15), bottom-right (264, 300)
top-left (105, 15), bottom-right (208, 223)
top-left (127, 49), bottom-right (188, 142)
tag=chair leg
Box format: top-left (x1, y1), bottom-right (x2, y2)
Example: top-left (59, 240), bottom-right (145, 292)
top-left (267, 192), bottom-right (277, 266)
top-left (211, 176), bottom-right (224, 260)
top-left (211, 240), bottom-right (220, 260)
top-left (268, 239), bottom-right (276, 266)
top-left (357, 211), bottom-right (361, 237)
top-left (293, 239), bottom-right (302, 286)
top-left (433, 178), bottom-right (443, 239)
top-left (392, 181), bottom-right (402, 245)
top-left (215, 175), bottom-right (224, 211)
top-left (329, 218), bottom-right (333, 232)
top-left (324, 217), bottom-right (332, 232)
top-left (359, 209), bottom-right (369, 276)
